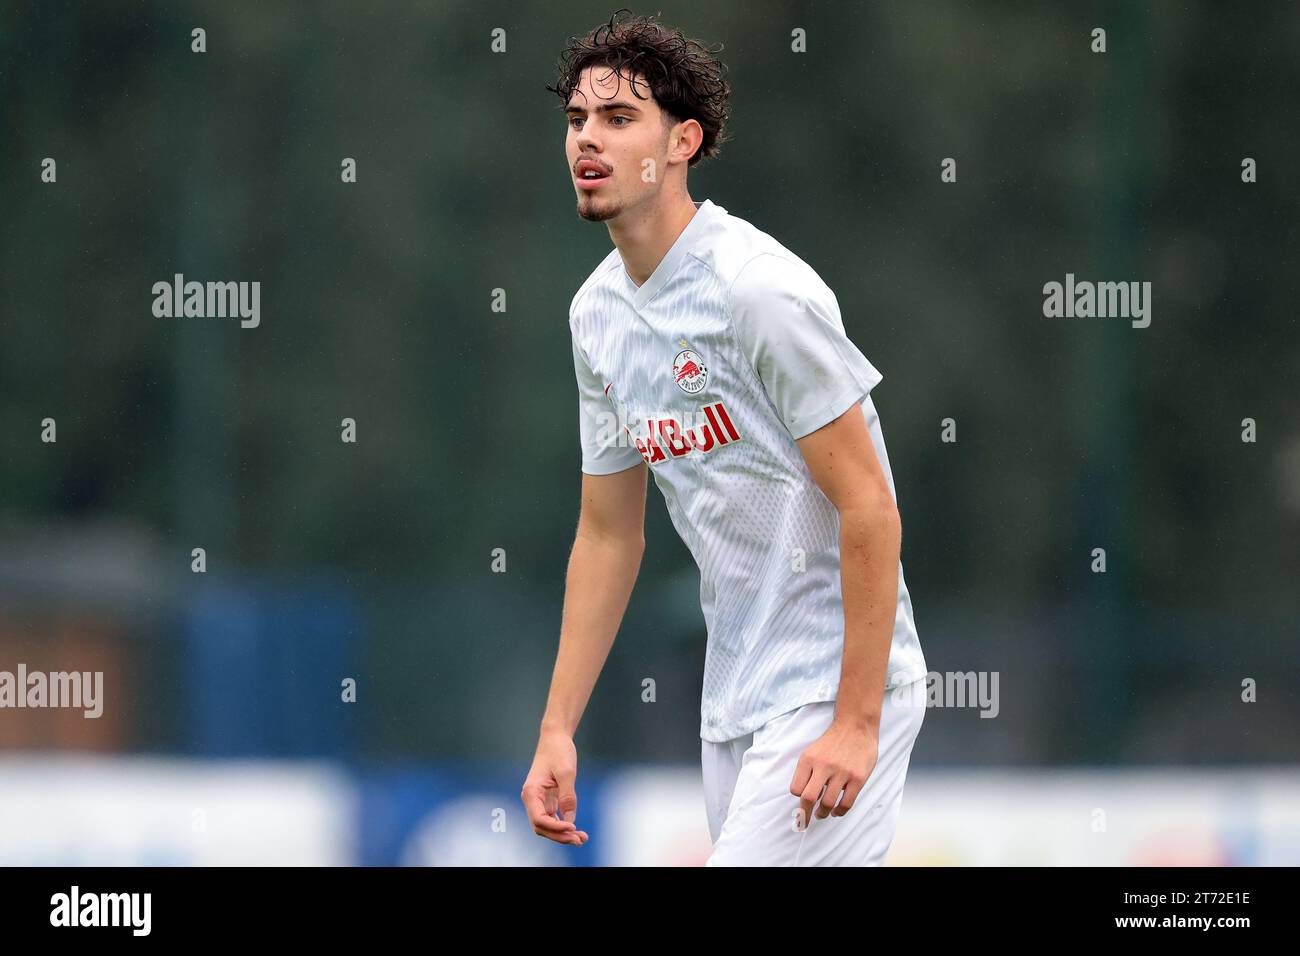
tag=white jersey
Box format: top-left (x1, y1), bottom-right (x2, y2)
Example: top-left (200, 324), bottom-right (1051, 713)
top-left (569, 198), bottom-right (927, 742)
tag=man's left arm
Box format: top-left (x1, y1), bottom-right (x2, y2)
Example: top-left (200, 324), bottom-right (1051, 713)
top-left (788, 401), bottom-right (902, 825)
top-left (726, 253), bottom-right (899, 825)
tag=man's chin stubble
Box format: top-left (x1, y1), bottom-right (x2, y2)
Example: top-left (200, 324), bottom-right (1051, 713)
top-left (577, 197), bottom-right (622, 222)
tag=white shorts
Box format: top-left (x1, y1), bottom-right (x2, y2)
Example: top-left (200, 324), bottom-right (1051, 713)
top-left (701, 678), bottom-right (926, 866)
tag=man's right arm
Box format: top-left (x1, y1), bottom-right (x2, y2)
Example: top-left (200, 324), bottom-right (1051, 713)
top-left (521, 462), bottom-right (647, 845)
top-left (542, 463), bottom-right (647, 737)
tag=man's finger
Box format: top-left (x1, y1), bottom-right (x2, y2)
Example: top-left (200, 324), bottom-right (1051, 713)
top-left (534, 814), bottom-right (590, 846)
top-left (789, 753), bottom-right (813, 797)
top-left (522, 785), bottom-right (576, 834)
top-left (799, 776), bottom-right (828, 828)
top-left (817, 772), bottom-right (849, 819)
top-left (555, 766), bottom-right (579, 824)
top-left (534, 823), bottom-right (589, 845)
top-left (832, 777), bottom-right (865, 817)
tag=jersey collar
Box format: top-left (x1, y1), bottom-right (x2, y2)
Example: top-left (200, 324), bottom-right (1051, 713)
top-left (625, 199), bottom-right (721, 310)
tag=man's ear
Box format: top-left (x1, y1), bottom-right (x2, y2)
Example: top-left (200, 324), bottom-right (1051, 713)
top-left (670, 118), bottom-right (704, 165)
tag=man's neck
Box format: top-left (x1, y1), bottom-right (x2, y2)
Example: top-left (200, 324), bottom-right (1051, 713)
top-left (608, 193), bottom-right (699, 288)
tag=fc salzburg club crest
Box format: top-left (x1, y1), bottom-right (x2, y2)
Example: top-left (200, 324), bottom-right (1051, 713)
top-left (672, 349), bottom-right (708, 394)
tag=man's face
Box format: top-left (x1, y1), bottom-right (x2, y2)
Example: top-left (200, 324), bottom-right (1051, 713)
top-left (565, 66), bottom-right (672, 222)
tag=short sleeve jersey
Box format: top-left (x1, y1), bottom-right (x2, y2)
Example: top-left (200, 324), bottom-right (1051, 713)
top-left (569, 199), bottom-right (927, 742)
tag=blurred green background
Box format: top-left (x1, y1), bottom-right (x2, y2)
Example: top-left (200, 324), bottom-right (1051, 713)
top-left (2, 1), bottom-right (1297, 767)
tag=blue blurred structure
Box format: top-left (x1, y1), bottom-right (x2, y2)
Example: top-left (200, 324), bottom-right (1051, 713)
top-left (355, 763), bottom-right (607, 866)
top-left (182, 575), bottom-right (360, 757)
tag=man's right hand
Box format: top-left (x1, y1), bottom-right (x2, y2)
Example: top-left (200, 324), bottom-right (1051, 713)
top-left (521, 730), bottom-right (589, 846)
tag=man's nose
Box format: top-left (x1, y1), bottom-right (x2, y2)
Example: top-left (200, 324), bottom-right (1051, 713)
top-left (576, 126), bottom-right (600, 153)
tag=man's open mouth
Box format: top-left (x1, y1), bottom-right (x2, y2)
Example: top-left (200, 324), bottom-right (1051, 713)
top-left (576, 160), bottom-right (611, 188)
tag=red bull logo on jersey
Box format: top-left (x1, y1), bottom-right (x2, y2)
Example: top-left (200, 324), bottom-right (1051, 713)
top-left (673, 349), bottom-right (709, 394)
top-left (626, 400), bottom-right (742, 466)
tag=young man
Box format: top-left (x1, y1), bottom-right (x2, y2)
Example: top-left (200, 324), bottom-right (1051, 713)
top-left (521, 11), bottom-right (928, 866)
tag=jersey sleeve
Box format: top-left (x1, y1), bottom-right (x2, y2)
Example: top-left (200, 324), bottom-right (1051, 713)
top-left (729, 253), bottom-right (884, 440)
top-left (571, 330), bottom-right (643, 475)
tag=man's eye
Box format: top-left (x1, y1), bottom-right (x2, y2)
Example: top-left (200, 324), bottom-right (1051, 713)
top-left (611, 115), bottom-right (629, 126)
top-left (569, 116), bottom-right (584, 129)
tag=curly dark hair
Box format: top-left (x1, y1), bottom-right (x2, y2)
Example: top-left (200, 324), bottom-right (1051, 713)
top-left (547, 9), bottom-right (732, 166)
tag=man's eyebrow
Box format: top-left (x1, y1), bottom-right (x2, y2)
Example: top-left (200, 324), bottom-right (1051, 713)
top-left (564, 100), bottom-right (644, 115)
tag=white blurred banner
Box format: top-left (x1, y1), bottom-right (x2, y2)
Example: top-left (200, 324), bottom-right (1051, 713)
top-left (596, 768), bottom-right (1300, 866)
top-left (1, 759), bottom-right (1295, 866)
top-left (0, 757), bottom-right (354, 866)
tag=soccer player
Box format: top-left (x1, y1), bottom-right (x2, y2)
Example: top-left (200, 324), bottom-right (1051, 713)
top-left (521, 11), bottom-right (929, 866)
